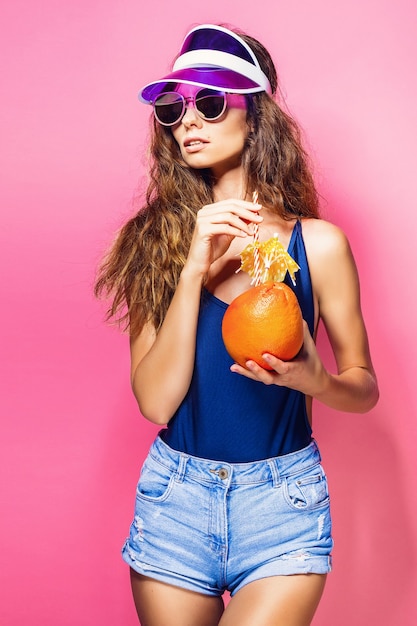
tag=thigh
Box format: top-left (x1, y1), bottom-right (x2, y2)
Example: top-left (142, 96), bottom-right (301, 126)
top-left (219, 574), bottom-right (326, 626)
top-left (130, 570), bottom-right (225, 626)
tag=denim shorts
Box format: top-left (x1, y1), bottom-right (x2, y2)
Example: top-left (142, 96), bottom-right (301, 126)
top-left (122, 435), bottom-right (333, 597)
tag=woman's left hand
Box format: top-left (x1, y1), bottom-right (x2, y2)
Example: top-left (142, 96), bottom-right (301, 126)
top-left (229, 221), bottom-right (379, 413)
top-left (230, 321), bottom-right (329, 398)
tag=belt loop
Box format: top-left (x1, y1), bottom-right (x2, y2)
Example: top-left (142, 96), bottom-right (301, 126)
top-left (175, 454), bottom-right (188, 483)
top-left (268, 459), bottom-right (281, 488)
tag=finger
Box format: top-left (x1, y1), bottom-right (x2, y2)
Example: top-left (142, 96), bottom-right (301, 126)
top-left (237, 360), bottom-right (277, 384)
top-left (197, 213), bottom-right (261, 238)
top-left (213, 199), bottom-right (262, 210)
top-left (199, 201), bottom-right (263, 223)
top-left (229, 363), bottom-right (259, 381)
top-left (204, 209), bottom-right (263, 227)
top-left (197, 221), bottom-right (252, 239)
top-left (261, 354), bottom-right (290, 374)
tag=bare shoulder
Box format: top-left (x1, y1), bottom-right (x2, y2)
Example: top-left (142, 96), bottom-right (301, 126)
top-left (300, 218), bottom-right (351, 260)
top-left (302, 219), bottom-right (355, 278)
top-left (300, 218), bottom-right (359, 303)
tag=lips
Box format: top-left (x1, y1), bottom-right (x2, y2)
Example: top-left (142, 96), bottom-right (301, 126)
top-left (183, 136), bottom-right (208, 152)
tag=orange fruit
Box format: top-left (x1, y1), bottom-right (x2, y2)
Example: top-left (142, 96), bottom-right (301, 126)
top-left (221, 281), bottom-right (304, 369)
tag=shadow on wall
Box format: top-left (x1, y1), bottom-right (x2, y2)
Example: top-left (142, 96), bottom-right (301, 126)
top-left (315, 403), bottom-right (415, 624)
top-left (313, 193), bottom-right (416, 625)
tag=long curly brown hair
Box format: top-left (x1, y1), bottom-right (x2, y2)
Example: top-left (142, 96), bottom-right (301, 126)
top-left (94, 28), bottom-right (320, 338)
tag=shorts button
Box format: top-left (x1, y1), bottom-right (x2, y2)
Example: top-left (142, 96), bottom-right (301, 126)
top-left (218, 468), bottom-right (228, 480)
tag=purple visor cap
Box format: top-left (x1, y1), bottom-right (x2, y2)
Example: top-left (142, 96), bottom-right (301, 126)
top-left (139, 24), bottom-right (272, 104)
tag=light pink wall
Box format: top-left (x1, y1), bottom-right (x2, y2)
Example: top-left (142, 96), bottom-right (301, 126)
top-left (1, 1), bottom-right (416, 624)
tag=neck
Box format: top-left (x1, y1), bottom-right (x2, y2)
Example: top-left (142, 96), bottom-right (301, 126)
top-left (212, 167), bottom-right (247, 201)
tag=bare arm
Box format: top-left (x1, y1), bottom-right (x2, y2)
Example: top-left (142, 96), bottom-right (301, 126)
top-left (231, 220), bottom-right (379, 413)
top-left (310, 222), bottom-right (379, 412)
top-left (130, 199), bottom-right (263, 424)
top-left (129, 267), bottom-right (203, 425)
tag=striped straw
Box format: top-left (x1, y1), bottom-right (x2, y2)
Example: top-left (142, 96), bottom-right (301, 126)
top-left (252, 191), bottom-right (262, 286)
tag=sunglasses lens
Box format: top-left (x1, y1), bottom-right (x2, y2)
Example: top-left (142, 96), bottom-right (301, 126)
top-left (195, 89), bottom-right (226, 119)
top-left (154, 92), bottom-right (184, 125)
top-left (153, 89), bottom-right (227, 125)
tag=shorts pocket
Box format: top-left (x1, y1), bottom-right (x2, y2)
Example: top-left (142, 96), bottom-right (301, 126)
top-left (136, 454), bottom-right (175, 502)
top-left (283, 464), bottom-right (330, 511)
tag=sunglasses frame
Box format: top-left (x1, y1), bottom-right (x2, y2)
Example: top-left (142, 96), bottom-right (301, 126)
top-left (152, 88), bottom-right (228, 127)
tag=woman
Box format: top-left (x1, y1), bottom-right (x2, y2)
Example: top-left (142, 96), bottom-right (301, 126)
top-left (95, 23), bottom-right (378, 626)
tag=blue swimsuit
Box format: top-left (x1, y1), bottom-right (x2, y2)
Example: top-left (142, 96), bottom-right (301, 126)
top-left (161, 220), bottom-right (315, 463)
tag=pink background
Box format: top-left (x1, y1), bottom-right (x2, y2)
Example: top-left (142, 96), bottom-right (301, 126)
top-left (1, 1), bottom-right (416, 624)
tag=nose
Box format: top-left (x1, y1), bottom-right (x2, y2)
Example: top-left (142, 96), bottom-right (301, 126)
top-left (181, 98), bottom-right (203, 128)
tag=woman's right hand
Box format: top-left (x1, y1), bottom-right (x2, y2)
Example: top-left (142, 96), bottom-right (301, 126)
top-left (184, 199), bottom-right (263, 278)
top-left (131, 199), bottom-right (262, 424)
